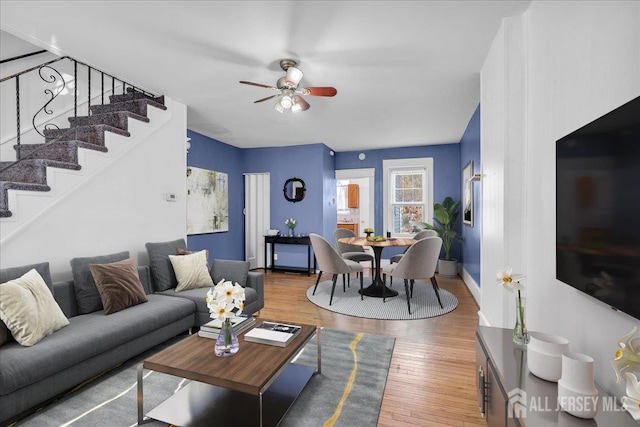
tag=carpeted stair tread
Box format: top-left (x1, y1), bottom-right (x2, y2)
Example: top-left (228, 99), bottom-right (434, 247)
top-left (0, 159), bottom-right (81, 185)
top-left (0, 181), bottom-right (51, 217)
top-left (109, 87), bottom-right (164, 105)
top-left (69, 111), bottom-right (150, 131)
top-left (0, 181), bottom-right (51, 192)
top-left (90, 99), bottom-right (167, 116)
top-left (44, 124), bottom-right (130, 145)
top-left (14, 140), bottom-right (107, 164)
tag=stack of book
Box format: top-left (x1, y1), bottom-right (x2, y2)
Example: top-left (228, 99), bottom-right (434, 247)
top-left (197, 315), bottom-right (256, 339)
top-left (244, 321), bottom-right (301, 347)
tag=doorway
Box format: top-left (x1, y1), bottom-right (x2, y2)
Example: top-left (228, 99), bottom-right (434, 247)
top-left (244, 173), bottom-right (270, 269)
top-left (335, 168), bottom-right (375, 237)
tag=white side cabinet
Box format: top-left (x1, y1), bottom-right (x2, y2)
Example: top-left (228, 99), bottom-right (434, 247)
top-left (475, 326), bottom-right (637, 427)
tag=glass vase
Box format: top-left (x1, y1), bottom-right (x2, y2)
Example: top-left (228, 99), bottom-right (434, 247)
top-left (215, 318), bottom-right (239, 357)
top-left (288, 228), bottom-right (294, 237)
top-left (513, 294), bottom-right (529, 345)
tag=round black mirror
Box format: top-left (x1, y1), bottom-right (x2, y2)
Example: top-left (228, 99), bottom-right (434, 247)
top-left (283, 177), bottom-right (306, 203)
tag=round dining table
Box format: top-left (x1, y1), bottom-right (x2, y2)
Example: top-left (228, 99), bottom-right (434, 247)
top-left (338, 236), bottom-right (416, 298)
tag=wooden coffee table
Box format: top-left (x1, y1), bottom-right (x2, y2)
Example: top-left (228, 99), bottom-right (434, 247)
top-left (137, 320), bottom-right (320, 426)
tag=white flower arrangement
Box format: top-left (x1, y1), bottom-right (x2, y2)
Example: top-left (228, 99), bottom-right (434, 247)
top-left (496, 266), bottom-right (525, 293)
top-left (206, 279), bottom-right (245, 321)
top-left (285, 217), bottom-right (296, 229)
top-left (612, 326), bottom-right (640, 420)
top-left (497, 267), bottom-right (527, 344)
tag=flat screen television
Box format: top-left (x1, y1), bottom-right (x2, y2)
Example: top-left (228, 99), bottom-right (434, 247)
top-left (556, 95), bottom-right (640, 320)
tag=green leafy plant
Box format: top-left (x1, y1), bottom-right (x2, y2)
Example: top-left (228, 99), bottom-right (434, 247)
top-left (417, 196), bottom-right (463, 260)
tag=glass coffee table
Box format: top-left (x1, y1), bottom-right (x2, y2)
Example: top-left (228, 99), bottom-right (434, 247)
top-left (137, 320), bottom-right (320, 426)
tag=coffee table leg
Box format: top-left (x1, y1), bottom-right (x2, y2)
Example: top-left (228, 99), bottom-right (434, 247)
top-left (137, 364), bottom-right (144, 425)
top-left (316, 327), bottom-right (322, 374)
top-left (259, 392), bottom-right (263, 427)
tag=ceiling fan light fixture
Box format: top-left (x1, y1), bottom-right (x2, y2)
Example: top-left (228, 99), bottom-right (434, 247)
top-left (285, 66), bottom-right (303, 86)
top-left (280, 94), bottom-right (293, 109)
top-left (291, 102), bottom-right (302, 113)
top-left (274, 102), bottom-right (284, 113)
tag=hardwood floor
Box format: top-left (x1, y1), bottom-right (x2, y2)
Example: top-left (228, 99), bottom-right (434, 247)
top-left (257, 269), bottom-right (486, 427)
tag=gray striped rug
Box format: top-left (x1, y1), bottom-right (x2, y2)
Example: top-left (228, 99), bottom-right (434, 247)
top-left (307, 278), bottom-right (458, 319)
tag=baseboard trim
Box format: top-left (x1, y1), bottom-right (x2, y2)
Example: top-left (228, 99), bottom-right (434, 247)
top-left (478, 311), bottom-right (491, 326)
top-left (460, 265), bottom-right (480, 306)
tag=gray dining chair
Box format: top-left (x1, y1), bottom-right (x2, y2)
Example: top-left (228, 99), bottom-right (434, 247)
top-left (389, 229), bottom-right (438, 265)
top-left (333, 228), bottom-right (374, 279)
top-left (388, 229), bottom-right (438, 286)
top-left (310, 233), bottom-right (364, 305)
top-left (382, 236), bottom-right (443, 314)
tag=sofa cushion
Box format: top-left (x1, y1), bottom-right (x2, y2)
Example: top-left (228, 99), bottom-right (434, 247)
top-left (89, 258), bottom-right (148, 315)
top-left (169, 251), bottom-right (214, 292)
top-left (70, 251), bottom-right (130, 314)
top-left (0, 294), bottom-right (195, 395)
top-left (0, 262), bottom-right (53, 291)
top-left (211, 259), bottom-right (250, 287)
top-left (0, 269), bottom-right (69, 347)
top-left (145, 239), bottom-right (186, 292)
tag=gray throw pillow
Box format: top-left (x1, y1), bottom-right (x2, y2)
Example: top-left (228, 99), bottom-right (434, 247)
top-left (211, 259), bottom-right (250, 287)
top-left (70, 251), bottom-right (130, 314)
top-left (145, 239), bottom-right (186, 292)
top-left (0, 262), bottom-right (53, 291)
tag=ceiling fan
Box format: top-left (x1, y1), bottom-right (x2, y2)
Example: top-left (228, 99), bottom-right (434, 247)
top-left (240, 59), bottom-right (337, 113)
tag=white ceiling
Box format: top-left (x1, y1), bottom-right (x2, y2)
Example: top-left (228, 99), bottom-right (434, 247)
top-left (0, 1), bottom-right (530, 152)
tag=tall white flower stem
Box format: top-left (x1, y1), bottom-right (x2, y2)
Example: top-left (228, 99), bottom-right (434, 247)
top-left (517, 290), bottom-right (525, 338)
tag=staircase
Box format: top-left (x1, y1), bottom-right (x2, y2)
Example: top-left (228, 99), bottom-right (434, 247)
top-left (0, 88), bottom-right (167, 219)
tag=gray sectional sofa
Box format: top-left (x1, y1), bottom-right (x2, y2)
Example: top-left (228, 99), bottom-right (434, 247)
top-left (0, 241), bottom-right (264, 425)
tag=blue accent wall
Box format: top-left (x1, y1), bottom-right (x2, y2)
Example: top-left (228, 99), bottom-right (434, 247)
top-left (335, 144), bottom-right (461, 260)
top-left (186, 130), bottom-right (245, 263)
top-left (244, 143), bottom-right (335, 268)
top-left (459, 105), bottom-right (481, 285)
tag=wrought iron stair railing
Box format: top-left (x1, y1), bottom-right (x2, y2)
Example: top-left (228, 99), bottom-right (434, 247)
top-left (0, 55), bottom-right (160, 173)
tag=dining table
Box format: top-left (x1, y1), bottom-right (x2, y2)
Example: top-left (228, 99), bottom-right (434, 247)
top-left (338, 236), bottom-right (416, 298)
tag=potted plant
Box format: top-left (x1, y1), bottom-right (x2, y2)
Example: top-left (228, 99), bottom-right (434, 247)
top-left (416, 196), bottom-right (463, 277)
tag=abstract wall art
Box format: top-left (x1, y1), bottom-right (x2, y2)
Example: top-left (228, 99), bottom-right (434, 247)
top-left (186, 166), bottom-right (229, 234)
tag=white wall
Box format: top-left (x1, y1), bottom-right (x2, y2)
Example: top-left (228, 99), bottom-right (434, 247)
top-left (0, 99), bottom-right (188, 282)
top-left (481, 0), bottom-right (640, 398)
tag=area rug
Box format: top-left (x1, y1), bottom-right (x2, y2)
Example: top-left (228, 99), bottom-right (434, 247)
top-left (15, 329), bottom-right (394, 427)
top-left (308, 278), bottom-right (458, 320)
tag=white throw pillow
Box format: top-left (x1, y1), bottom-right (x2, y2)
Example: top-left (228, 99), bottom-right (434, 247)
top-left (169, 250), bottom-right (214, 292)
top-left (0, 269), bottom-right (69, 346)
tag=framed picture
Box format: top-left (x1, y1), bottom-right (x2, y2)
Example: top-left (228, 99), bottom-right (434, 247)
top-left (186, 166), bottom-right (229, 234)
top-left (462, 160), bottom-right (474, 227)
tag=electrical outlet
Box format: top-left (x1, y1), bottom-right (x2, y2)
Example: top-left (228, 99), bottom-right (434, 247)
top-left (274, 254), bottom-right (278, 260)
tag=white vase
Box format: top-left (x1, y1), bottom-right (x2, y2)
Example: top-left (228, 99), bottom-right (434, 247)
top-left (527, 332), bottom-right (569, 382)
top-left (557, 352), bottom-right (598, 419)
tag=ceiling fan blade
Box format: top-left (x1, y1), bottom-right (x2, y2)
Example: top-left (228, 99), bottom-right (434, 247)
top-left (254, 94), bottom-right (279, 103)
top-left (239, 81), bottom-right (278, 90)
top-left (299, 87), bottom-right (337, 97)
top-left (294, 95), bottom-right (310, 111)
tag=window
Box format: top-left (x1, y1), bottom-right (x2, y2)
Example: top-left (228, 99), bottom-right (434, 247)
top-left (383, 158), bottom-right (434, 237)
